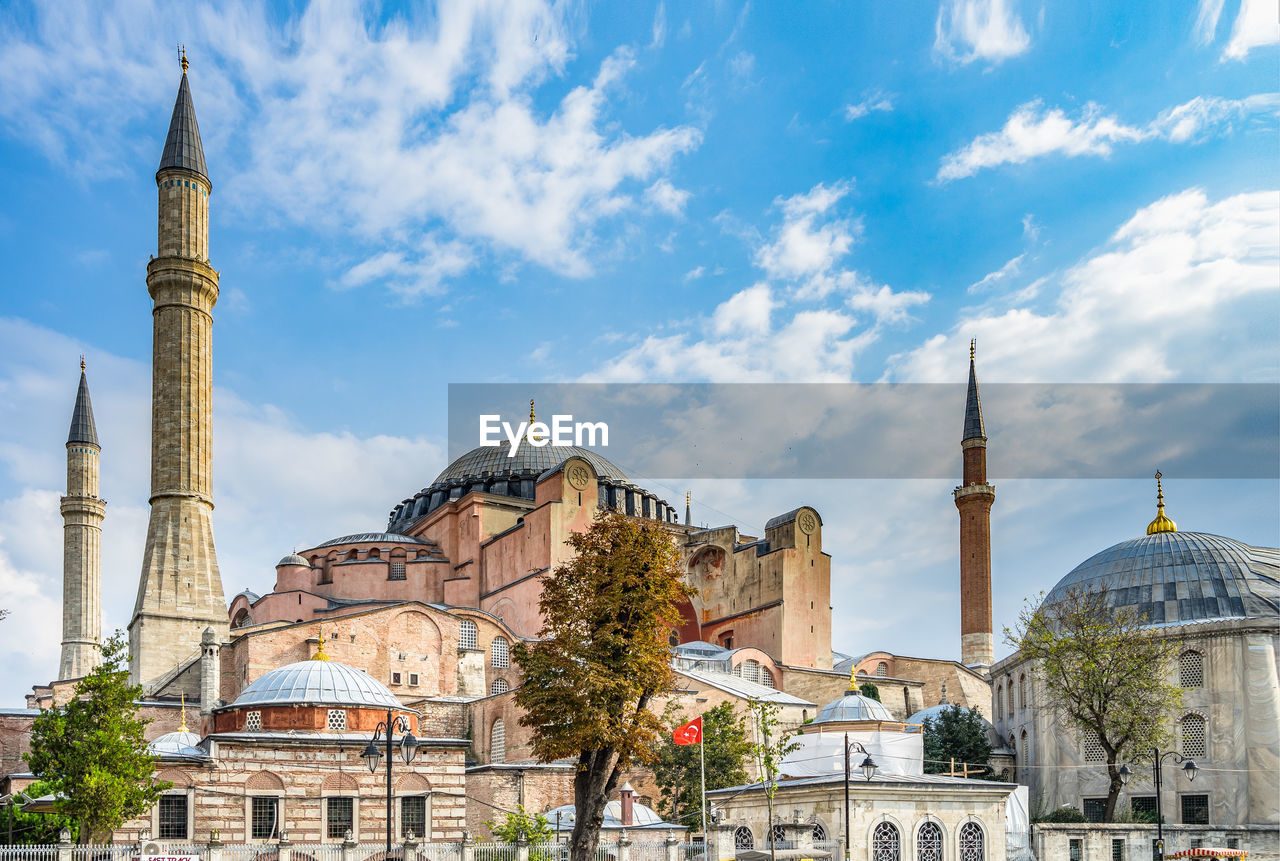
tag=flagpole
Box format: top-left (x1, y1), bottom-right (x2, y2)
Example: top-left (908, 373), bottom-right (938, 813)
top-left (699, 723), bottom-right (708, 852)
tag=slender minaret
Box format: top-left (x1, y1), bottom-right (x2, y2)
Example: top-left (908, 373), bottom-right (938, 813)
top-left (59, 360), bottom-right (106, 680)
top-left (954, 340), bottom-right (995, 668)
top-left (129, 50), bottom-right (228, 686)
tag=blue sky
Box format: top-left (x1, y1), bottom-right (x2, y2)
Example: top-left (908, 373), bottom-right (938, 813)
top-left (0, 0), bottom-right (1277, 707)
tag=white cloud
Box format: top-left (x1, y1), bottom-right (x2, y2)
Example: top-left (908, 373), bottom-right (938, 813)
top-left (1193, 0), bottom-right (1227, 46)
top-left (967, 253), bottom-right (1025, 293)
top-left (0, 1), bottom-right (702, 291)
top-left (938, 94), bottom-right (1278, 181)
top-left (755, 181), bottom-right (858, 285)
top-left (644, 178), bottom-right (692, 216)
top-left (844, 93), bottom-right (894, 121)
top-left (712, 283), bottom-right (776, 336)
top-left (933, 0), bottom-right (1031, 66)
top-left (889, 188), bottom-right (1280, 383)
top-left (683, 266), bottom-right (706, 282)
top-left (1197, 0), bottom-right (1280, 60)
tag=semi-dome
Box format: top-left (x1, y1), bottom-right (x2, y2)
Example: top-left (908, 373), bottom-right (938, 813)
top-left (231, 658), bottom-right (401, 709)
top-left (148, 729), bottom-right (205, 758)
top-left (813, 688), bottom-right (896, 724)
top-left (1043, 530), bottom-right (1280, 626)
top-left (276, 553), bottom-right (310, 567)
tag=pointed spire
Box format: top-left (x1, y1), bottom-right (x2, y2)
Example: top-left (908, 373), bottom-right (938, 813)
top-left (963, 339), bottom-right (986, 442)
top-left (67, 364), bottom-right (100, 447)
top-left (685, 491), bottom-right (691, 526)
top-left (1146, 470), bottom-right (1178, 535)
top-left (938, 679), bottom-right (949, 706)
top-left (158, 52), bottom-right (209, 181)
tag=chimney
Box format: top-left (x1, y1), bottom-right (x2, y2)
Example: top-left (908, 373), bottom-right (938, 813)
top-left (619, 782), bottom-right (635, 826)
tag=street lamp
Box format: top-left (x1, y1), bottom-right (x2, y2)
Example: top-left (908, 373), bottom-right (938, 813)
top-left (842, 733), bottom-right (878, 861)
top-left (1119, 747), bottom-right (1197, 861)
top-left (363, 710), bottom-right (420, 855)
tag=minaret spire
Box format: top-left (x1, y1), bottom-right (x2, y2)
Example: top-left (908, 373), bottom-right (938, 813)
top-left (1146, 470), bottom-right (1178, 535)
top-left (130, 63), bottom-right (227, 686)
top-left (685, 491), bottom-right (691, 526)
top-left (60, 364), bottom-right (106, 679)
top-left (954, 340), bottom-right (995, 668)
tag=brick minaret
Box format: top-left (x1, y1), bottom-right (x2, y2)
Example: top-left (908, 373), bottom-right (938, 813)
top-left (60, 361), bottom-right (106, 680)
top-left (129, 51), bottom-right (228, 686)
top-left (953, 340), bottom-right (994, 668)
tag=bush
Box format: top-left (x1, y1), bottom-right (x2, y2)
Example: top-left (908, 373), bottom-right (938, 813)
top-left (1038, 806), bottom-right (1088, 823)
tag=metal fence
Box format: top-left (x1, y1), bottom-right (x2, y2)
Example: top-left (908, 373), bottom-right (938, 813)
top-left (413, 844), bottom-right (462, 861)
top-left (626, 842), bottom-right (666, 861)
top-left (291, 844), bottom-right (344, 861)
top-left (472, 843), bottom-right (518, 861)
top-left (678, 843), bottom-right (704, 861)
top-left (0, 847), bottom-right (58, 861)
top-left (67, 848), bottom-right (134, 861)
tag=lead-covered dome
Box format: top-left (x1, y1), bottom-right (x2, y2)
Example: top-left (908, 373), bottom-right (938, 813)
top-left (148, 729), bottom-right (205, 758)
top-left (813, 689), bottom-right (896, 724)
top-left (1043, 531), bottom-right (1280, 626)
top-left (231, 659), bottom-right (401, 709)
top-left (435, 440), bottom-right (629, 485)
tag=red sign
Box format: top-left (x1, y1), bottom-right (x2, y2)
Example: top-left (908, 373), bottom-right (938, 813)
top-left (673, 716), bottom-right (702, 745)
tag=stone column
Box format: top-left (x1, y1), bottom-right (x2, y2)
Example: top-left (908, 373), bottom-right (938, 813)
top-left (665, 830), bottom-right (681, 861)
top-left (617, 830), bottom-right (631, 861)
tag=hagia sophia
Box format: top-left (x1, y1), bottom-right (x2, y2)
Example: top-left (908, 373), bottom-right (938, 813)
top-left (0, 57), bottom-right (1275, 858)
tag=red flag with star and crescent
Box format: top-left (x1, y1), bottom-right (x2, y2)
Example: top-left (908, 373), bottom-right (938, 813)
top-left (673, 716), bottom-right (702, 745)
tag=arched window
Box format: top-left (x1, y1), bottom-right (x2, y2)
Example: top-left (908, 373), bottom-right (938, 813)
top-left (959, 823), bottom-right (984, 861)
top-left (491, 636), bottom-right (510, 668)
top-left (872, 822), bottom-right (900, 861)
top-left (916, 822), bottom-right (943, 861)
top-left (995, 685), bottom-right (1003, 720)
top-left (491, 678), bottom-right (510, 695)
top-left (1018, 674), bottom-right (1027, 711)
top-left (759, 668), bottom-right (775, 688)
top-left (876, 662), bottom-right (888, 677)
top-left (771, 824), bottom-right (787, 846)
top-left (1179, 651), bottom-right (1204, 688)
top-left (734, 827), bottom-right (754, 850)
top-left (1005, 681), bottom-right (1013, 716)
top-left (459, 620), bottom-right (478, 651)
top-left (812, 823), bottom-right (827, 841)
top-left (490, 719), bottom-right (506, 764)
top-left (1181, 713), bottom-right (1207, 758)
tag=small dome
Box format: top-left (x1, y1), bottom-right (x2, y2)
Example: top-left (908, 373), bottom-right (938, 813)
top-left (547, 799), bottom-right (669, 829)
top-left (277, 554), bottom-right (310, 567)
top-left (148, 730), bottom-right (205, 758)
top-left (231, 659), bottom-right (401, 709)
top-left (813, 689), bottom-right (895, 724)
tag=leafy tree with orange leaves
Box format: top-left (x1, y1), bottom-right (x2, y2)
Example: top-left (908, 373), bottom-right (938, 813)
top-left (514, 510), bottom-right (691, 861)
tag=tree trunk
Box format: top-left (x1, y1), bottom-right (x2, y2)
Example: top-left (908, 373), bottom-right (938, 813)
top-left (569, 747), bottom-right (622, 861)
top-left (1104, 760), bottom-right (1123, 822)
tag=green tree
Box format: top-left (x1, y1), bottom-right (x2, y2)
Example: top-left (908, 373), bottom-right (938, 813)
top-left (921, 705), bottom-right (994, 779)
top-left (26, 632), bottom-right (169, 842)
top-left (1006, 586), bottom-right (1181, 822)
top-left (858, 682), bottom-right (880, 702)
top-left (653, 702), bottom-right (752, 831)
top-left (0, 781), bottom-right (77, 844)
top-left (485, 805), bottom-right (556, 860)
top-left (514, 511), bottom-right (691, 861)
top-left (746, 700), bottom-right (800, 861)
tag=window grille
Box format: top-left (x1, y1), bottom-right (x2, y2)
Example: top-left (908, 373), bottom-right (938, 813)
top-left (770, 825), bottom-right (787, 846)
top-left (995, 685), bottom-right (1003, 720)
top-left (1181, 794), bottom-right (1209, 825)
top-left (959, 823), bottom-right (983, 861)
top-left (491, 718), bottom-right (506, 764)
top-left (1131, 797), bottom-right (1156, 818)
top-left (876, 662), bottom-right (888, 677)
top-left (251, 796), bottom-right (278, 840)
top-left (812, 823), bottom-right (826, 841)
top-left (392, 672), bottom-right (403, 685)
top-left (1111, 840), bottom-right (1124, 861)
top-left (1019, 674), bottom-right (1027, 711)
top-left (1179, 651), bottom-right (1203, 688)
top-left (402, 796), bottom-right (428, 838)
top-left (1227, 839), bottom-right (1239, 850)
top-left (460, 620), bottom-right (478, 650)
top-left (1181, 713), bottom-right (1207, 758)
top-left (1084, 798), bottom-right (1107, 822)
top-left (245, 710), bottom-right (262, 731)
top-left (327, 709), bottom-right (347, 731)
top-left (327, 796), bottom-right (354, 838)
top-left (759, 668), bottom-right (775, 688)
top-left (158, 794), bottom-right (188, 839)
top-left (917, 821), bottom-right (943, 861)
top-left (734, 828), bottom-right (754, 850)
top-left (390, 561), bottom-right (406, 580)
top-left (1069, 839), bottom-right (1082, 861)
top-left (409, 673), bottom-right (419, 686)
top-left (1006, 682), bottom-right (1014, 716)
top-left (492, 678), bottom-right (510, 694)
top-left (872, 822), bottom-right (900, 861)
top-left (492, 636), bottom-right (510, 668)
top-left (1083, 732), bottom-right (1105, 762)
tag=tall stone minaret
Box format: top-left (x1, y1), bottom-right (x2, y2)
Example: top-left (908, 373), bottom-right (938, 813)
top-left (60, 361), bottom-right (106, 680)
top-left (954, 340), bottom-right (994, 668)
top-left (129, 51), bottom-right (228, 686)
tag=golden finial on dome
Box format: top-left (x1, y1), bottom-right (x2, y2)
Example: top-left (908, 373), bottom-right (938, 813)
top-left (970, 338), bottom-right (976, 362)
top-left (848, 667), bottom-right (859, 694)
top-left (179, 692), bottom-right (188, 733)
top-left (1146, 470), bottom-right (1178, 535)
top-left (312, 629), bottom-right (331, 661)
top-left (179, 44), bottom-right (189, 74)
top-left (527, 399), bottom-right (545, 442)
top-left (79, 355), bottom-right (86, 373)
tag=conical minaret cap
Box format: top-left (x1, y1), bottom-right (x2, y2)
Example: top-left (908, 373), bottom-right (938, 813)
top-left (67, 368), bottom-right (99, 447)
top-left (962, 339), bottom-right (986, 442)
top-left (158, 58), bottom-right (208, 181)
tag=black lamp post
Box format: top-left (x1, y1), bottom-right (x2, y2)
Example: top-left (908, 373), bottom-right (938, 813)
top-left (842, 733), bottom-right (878, 861)
top-left (363, 710), bottom-right (421, 855)
top-left (1119, 747), bottom-right (1198, 861)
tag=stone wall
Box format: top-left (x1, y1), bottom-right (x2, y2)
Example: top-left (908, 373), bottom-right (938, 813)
top-left (1033, 823), bottom-right (1278, 861)
top-left (465, 765), bottom-right (575, 838)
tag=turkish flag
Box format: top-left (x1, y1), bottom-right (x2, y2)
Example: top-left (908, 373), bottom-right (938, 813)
top-left (673, 716), bottom-right (703, 745)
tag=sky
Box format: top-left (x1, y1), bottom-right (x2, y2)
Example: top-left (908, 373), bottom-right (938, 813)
top-left (0, 0), bottom-right (1277, 708)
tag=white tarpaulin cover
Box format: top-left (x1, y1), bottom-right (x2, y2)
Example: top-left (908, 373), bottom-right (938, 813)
top-left (1006, 786), bottom-right (1034, 861)
top-left (779, 731), bottom-right (924, 777)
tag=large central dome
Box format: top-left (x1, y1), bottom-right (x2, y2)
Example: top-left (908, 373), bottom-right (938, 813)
top-left (1043, 530), bottom-right (1280, 626)
top-left (434, 439), bottom-right (629, 485)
